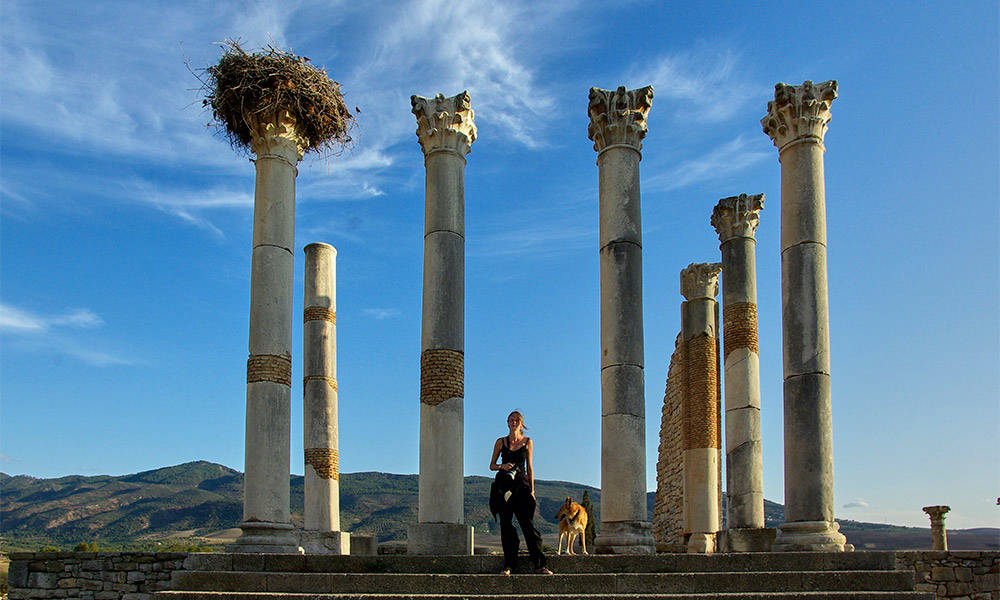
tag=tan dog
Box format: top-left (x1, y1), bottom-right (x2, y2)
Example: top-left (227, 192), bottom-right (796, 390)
top-left (554, 497), bottom-right (588, 555)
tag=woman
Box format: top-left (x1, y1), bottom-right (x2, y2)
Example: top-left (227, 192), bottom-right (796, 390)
top-left (489, 410), bottom-right (552, 575)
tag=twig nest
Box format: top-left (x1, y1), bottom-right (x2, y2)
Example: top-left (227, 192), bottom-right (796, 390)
top-left (202, 40), bottom-right (353, 155)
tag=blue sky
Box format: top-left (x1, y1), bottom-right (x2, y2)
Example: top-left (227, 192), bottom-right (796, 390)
top-left (1, 1), bottom-right (997, 530)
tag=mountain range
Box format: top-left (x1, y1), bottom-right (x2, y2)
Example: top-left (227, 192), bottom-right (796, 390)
top-left (2, 461), bottom-right (996, 551)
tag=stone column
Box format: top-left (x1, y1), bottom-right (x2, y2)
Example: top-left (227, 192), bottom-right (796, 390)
top-left (711, 194), bottom-right (773, 552)
top-left (922, 505), bottom-right (950, 551)
top-left (299, 243), bottom-right (349, 554)
top-left (588, 85), bottom-right (656, 555)
top-left (762, 80), bottom-right (846, 551)
top-left (233, 110), bottom-right (305, 552)
top-left (680, 263), bottom-right (722, 553)
top-left (407, 91), bottom-right (476, 555)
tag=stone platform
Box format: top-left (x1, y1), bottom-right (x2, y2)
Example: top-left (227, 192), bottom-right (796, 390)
top-left (154, 552), bottom-right (932, 599)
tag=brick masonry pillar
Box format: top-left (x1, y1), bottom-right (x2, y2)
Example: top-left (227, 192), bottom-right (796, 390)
top-left (588, 85), bottom-right (656, 554)
top-left (680, 262), bottom-right (722, 554)
top-left (407, 92), bottom-right (476, 555)
top-left (762, 80), bottom-right (846, 551)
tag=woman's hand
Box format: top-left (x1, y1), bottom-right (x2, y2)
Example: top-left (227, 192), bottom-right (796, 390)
top-left (499, 462), bottom-right (513, 471)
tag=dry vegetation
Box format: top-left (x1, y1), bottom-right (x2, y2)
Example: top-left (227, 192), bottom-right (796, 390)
top-left (199, 40), bottom-right (353, 155)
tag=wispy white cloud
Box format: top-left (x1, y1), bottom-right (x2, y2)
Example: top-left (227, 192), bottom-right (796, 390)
top-left (644, 135), bottom-right (769, 193)
top-left (0, 304), bottom-right (103, 332)
top-left (629, 46), bottom-right (770, 124)
top-left (120, 179), bottom-right (251, 238)
top-left (843, 498), bottom-right (870, 509)
top-left (363, 308), bottom-right (401, 320)
top-left (1, 302), bottom-right (134, 366)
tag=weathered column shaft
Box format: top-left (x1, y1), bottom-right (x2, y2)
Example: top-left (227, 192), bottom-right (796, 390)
top-left (408, 92), bottom-right (476, 555)
top-left (680, 263), bottom-right (722, 554)
top-left (712, 194), bottom-right (767, 541)
top-left (763, 80), bottom-right (846, 551)
top-left (923, 505), bottom-right (950, 551)
top-left (303, 243), bottom-right (340, 532)
top-left (588, 85), bottom-right (656, 555)
top-left (237, 110), bottom-right (305, 552)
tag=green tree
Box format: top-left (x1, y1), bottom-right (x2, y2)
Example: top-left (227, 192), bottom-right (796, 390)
top-left (74, 542), bottom-right (100, 552)
top-left (581, 490), bottom-right (596, 548)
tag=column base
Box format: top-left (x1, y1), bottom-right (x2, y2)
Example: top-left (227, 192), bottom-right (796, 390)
top-left (297, 530), bottom-right (350, 554)
top-left (407, 522), bottom-right (474, 555)
top-left (720, 527), bottom-right (777, 552)
top-left (350, 534), bottom-right (378, 555)
top-left (772, 520), bottom-right (847, 551)
top-left (594, 521), bottom-right (655, 554)
top-left (229, 521), bottom-right (299, 553)
top-left (686, 532), bottom-right (716, 554)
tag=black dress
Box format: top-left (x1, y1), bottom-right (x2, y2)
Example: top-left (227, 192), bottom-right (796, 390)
top-left (492, 436), bottom-right (546, 571)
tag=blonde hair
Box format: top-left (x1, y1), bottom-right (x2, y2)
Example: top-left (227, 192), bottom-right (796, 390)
top-left (508, 410), bottom-right (528, 432)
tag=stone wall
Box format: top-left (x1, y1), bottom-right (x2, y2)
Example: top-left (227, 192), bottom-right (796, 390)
top-left (653, 333), bottom-right (684, 550)
top-left (896, 551), bottom-right (999, 599)
top-left (7, 552), bottom-right (188, 600)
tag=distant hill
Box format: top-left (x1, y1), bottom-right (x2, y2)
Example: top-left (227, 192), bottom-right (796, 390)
top-left (2, 461), bottom-right (996, 551)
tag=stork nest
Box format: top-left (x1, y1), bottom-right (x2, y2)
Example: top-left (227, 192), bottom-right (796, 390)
top-left (200, 40), bottom-right (353, 155)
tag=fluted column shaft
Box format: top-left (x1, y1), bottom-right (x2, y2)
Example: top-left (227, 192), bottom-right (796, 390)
top-left (763, 80), bottom-right (846, 551)
top-left (712, 194), bottom-right (766, 539)
top-left (588, 85), bottom-right (655, 554)
top-left (303, 243), bottom-right (340, 532)
top-left (680, 263), bottom-right (722, 554)
top-left (236, 110), bottom-right (305, 552)
top-left (408, 92), bottom-right (476, 555)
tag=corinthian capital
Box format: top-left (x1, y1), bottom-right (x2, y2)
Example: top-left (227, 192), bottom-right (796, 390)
top-left (249, 109), bottom-right (308, 163)
top-left (681, 262), bottom-right (722, 301)
top-left (411, 91), bottom-right (477, 157)
top-left (711, 193), bottom-right (765, 242)
top-left (587, 85), bottom-right (654, 153)
top-left (761, 80), bottom-right (837, 151)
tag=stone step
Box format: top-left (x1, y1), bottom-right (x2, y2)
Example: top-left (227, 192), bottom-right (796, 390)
top-left (170, 570), bottom-right (917, 594)
top-left (182, 552), bottom-right (899, 574)
top-left (155, 593), bottom-right (935, 600)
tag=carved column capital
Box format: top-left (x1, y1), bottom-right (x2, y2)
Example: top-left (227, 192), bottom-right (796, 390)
top-left (411, 91), bottom-right (477, 157)
top-left (249, 109), bottom-right (307, 163)
top-left (922, 505), bottom-right (951, 519)
top-left (588, 85), bottom-right (654, 154)
top-left (681, 262), bottom-right (722, 301)
top-left (711, 193), bottom-right (765, 243)
top-left (761, 80), bottom-right (837, 151)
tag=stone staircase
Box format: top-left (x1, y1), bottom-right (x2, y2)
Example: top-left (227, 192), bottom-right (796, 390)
top-left (154, 552), bottom-right (933, 599)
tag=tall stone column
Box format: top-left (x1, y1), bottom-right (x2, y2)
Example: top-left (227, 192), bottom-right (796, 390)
top-left (711, 194), bottom-right (773, 552)
top-left (762, 80), bottom-right (846, 551)
top-left (588, 85), bottom-right (656, 554)
top-left (680, 263), bottom-right (722, 554)
top-left (407, 91), bottom-right (476, 555)
top-left (922, 505), bottom-right (950, 551)
top-left (300, 243), bottom-right (349, 554)
top-left (233, 110), bottom-right (305, 552)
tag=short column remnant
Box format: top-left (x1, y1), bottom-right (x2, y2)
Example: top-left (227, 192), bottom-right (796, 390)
top-left (407, 91), bottom-right (477, 555)
top-left (299, 243), bottom-right (349, 554)
top-left (232, 110), bottom-right (306, 553)
top-left (711, 193), bottom-right (774, 552)
top-left (588, 85), bottom-right (656, 555)
top-left (923, 505), bottom-right (951, 551)
top-left (762, 80), bottom-right (847, 551)
top-left (680, 263), bottom-right (723, 554)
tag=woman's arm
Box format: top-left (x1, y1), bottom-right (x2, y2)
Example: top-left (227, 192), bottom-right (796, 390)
top-left (489, 438), bottom-right (507, 471)
top-left (526, 438), bottom-right (535, 494)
